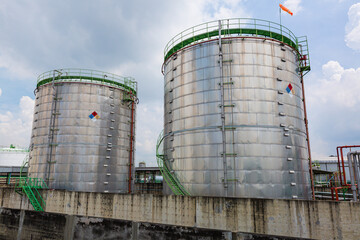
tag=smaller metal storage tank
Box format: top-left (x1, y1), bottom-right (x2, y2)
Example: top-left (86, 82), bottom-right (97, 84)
top-left (28, 69), bottom-right (138, 193)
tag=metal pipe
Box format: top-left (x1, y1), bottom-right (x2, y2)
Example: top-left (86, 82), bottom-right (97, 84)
top-left (341, 148), bottom-right (346, 185)
top-left (128, 100), bottom-right (135, 193)
top-left (336, 147), bottom-right (342, 185)
top-left (347, 152), bottom-right (357, 201)
top-left (300, 72), bottom-right (314, 200)
top-left (354, 152), bottom-right (360, 199)
top-left (218, 20), bottom-right (228, 190)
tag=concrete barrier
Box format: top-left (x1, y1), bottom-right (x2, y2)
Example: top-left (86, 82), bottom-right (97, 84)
top-left (0, 188), bottom-right (359, 239)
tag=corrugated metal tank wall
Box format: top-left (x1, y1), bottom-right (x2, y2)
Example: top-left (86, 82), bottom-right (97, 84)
top-left (28, 70), bottom-right (137, 193)
top-left (163, 34), bottom-right (311, 199)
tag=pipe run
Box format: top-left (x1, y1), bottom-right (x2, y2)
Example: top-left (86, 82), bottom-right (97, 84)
top-left (347, 151), bottom-right (360, 201)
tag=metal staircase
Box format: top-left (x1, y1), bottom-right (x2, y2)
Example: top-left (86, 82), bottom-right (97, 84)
top-left (156, 131), bottom-right (190, 196)
top-left (14, 177), bottom-right (48, 211)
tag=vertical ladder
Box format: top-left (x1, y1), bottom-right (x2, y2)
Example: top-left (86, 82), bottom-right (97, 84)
top-left (46, 70), bottom-right (61, 186)
top-left (218, 20), bottom-right (228, 189)
top-left (104, 86), bottom-right (116, 193)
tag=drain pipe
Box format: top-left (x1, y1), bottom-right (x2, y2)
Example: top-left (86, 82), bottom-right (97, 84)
top-left (347, 152), bottom-right (357, 201)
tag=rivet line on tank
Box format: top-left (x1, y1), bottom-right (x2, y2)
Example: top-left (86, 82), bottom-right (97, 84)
top-left (109, 127), bottom-right (114, 130)
top-left (289, 170), bottom-right (295, 174)
top-left (277, 66), bottom-right (283, 70)
top-left (110, 111), bottom-right (114, 114)
top-left (278, 91), bottom-right (284, 94)
top-left (110, 103), bottom-right (115, 107)
top-left (279, 112), bottom-right (286, 116)
top-left (169, 89), bottom-right (173, 92)
top-left (287, 158), bottom-right (293, 161)
top-left (106, 156), bottom-right (110, 159)
top-left (281, 58), bottom-right (286, 62)
top-left (104, 190), bottom-right (109, 193)
top-left (276, 78), bottom-right (283, 81)
top-left (278, 102), bottom-right (284, 105)
top-left (292, 196), bottom-right (298, 199)
top-left (170, 78), bottom-right (174, 82)
top-left (168, 120), bottom-right (172, 123)
top-left (291, 183), bottom-right (296, 186)
top-left (173, 67), bottom-right (177, 71)
top-left (280, 123), bottom-right (286, 127)
top-left (104, 182), bottom-right (109, 185)
top-left (284, 128), bottom-right (289, 131)
top-left (111, 119), bottom-right (115, 122)
top-left (281, 47), bottom-right (286, 51)
top-left (106, 173), bottom-right (111, 176)
top-left (169, 100), bottom-right (173, 104)
top-left (103, 164), bottom-right (108, 167)
top-left (109, 96), bottom-right (113, 99)
top-left (170, 158), bottom-right (174, 162)
top-left (286, 145), bottom-right (292, 149)
top-left (284, 133), bottom-right (290, 137)
top-left (106, 148), bottom-right (111, 151)
top-left (107, 134), bottom-right (112, 137)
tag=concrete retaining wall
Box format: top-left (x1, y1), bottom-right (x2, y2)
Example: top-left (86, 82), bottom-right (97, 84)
top-left (0, 188), bottom-right (359, 239)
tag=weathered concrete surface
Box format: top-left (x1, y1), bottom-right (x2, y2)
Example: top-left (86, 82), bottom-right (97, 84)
top-left (0, 188), bottom-right (359, 239)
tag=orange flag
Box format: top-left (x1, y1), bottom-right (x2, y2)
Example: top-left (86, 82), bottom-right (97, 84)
top-left (279, 4), bottom-right (293, 16)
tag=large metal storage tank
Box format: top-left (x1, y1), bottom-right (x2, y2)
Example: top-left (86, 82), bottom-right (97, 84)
top-left (28, 69), bottom-right (138, 193)
top-left (159, 18), bottom-right (312, 199)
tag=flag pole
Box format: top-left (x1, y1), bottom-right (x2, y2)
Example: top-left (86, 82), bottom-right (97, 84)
top-left (279, 4), bottom-right (282, 36)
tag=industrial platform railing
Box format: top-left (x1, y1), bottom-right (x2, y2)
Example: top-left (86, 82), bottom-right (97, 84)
top-left (163, 18), bottom-right (310, 73)
top-left (37, 68), bottom-right (137, 95)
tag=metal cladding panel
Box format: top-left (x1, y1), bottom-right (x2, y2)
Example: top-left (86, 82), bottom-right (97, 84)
top-left (163, 38), bottom-right (311, 199)
top-left (28, 82), bottom-right (135, 193)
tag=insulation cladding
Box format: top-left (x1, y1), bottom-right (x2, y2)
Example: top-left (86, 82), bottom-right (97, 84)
top-left (28, 69), bottom-right (138, 193)
top-left (161, 19), bottom-right (311, 199)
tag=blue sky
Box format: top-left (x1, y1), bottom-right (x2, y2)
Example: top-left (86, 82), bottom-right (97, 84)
top-left (0, 0), bottom-right (359, 166)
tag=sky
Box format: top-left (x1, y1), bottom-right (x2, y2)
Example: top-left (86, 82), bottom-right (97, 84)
top-left (0, 0), bottom-right (359, 166)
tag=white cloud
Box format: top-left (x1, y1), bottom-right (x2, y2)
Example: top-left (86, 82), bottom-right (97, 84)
top-left (307, 61), bottom-right (360, 157)
top-left (345, 3), bottom-right (360, 51)
top-left (0, 88), bottom-right (2, 97)
top-left (309, 61), bottom-right (360, 108)
top-left (283, 0), bottom-right (303, 15)
top-left (0, 96), bottom-right (34, 148)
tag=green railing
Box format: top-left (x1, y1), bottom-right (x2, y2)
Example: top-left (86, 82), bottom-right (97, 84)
top-left (14, 177), bottom-right (48, 212)
top-left (37, 68), bottom-right (137, 96)
top-left (163, 18), bottom-right (311, 74)
top-left (156, 131), bottom-right (190, 196)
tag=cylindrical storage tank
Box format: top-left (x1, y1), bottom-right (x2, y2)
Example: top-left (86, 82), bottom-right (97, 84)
top-left (28, 69), bottom-right (138, 193)
top-left (161, 19), bottom-right (312, 199)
